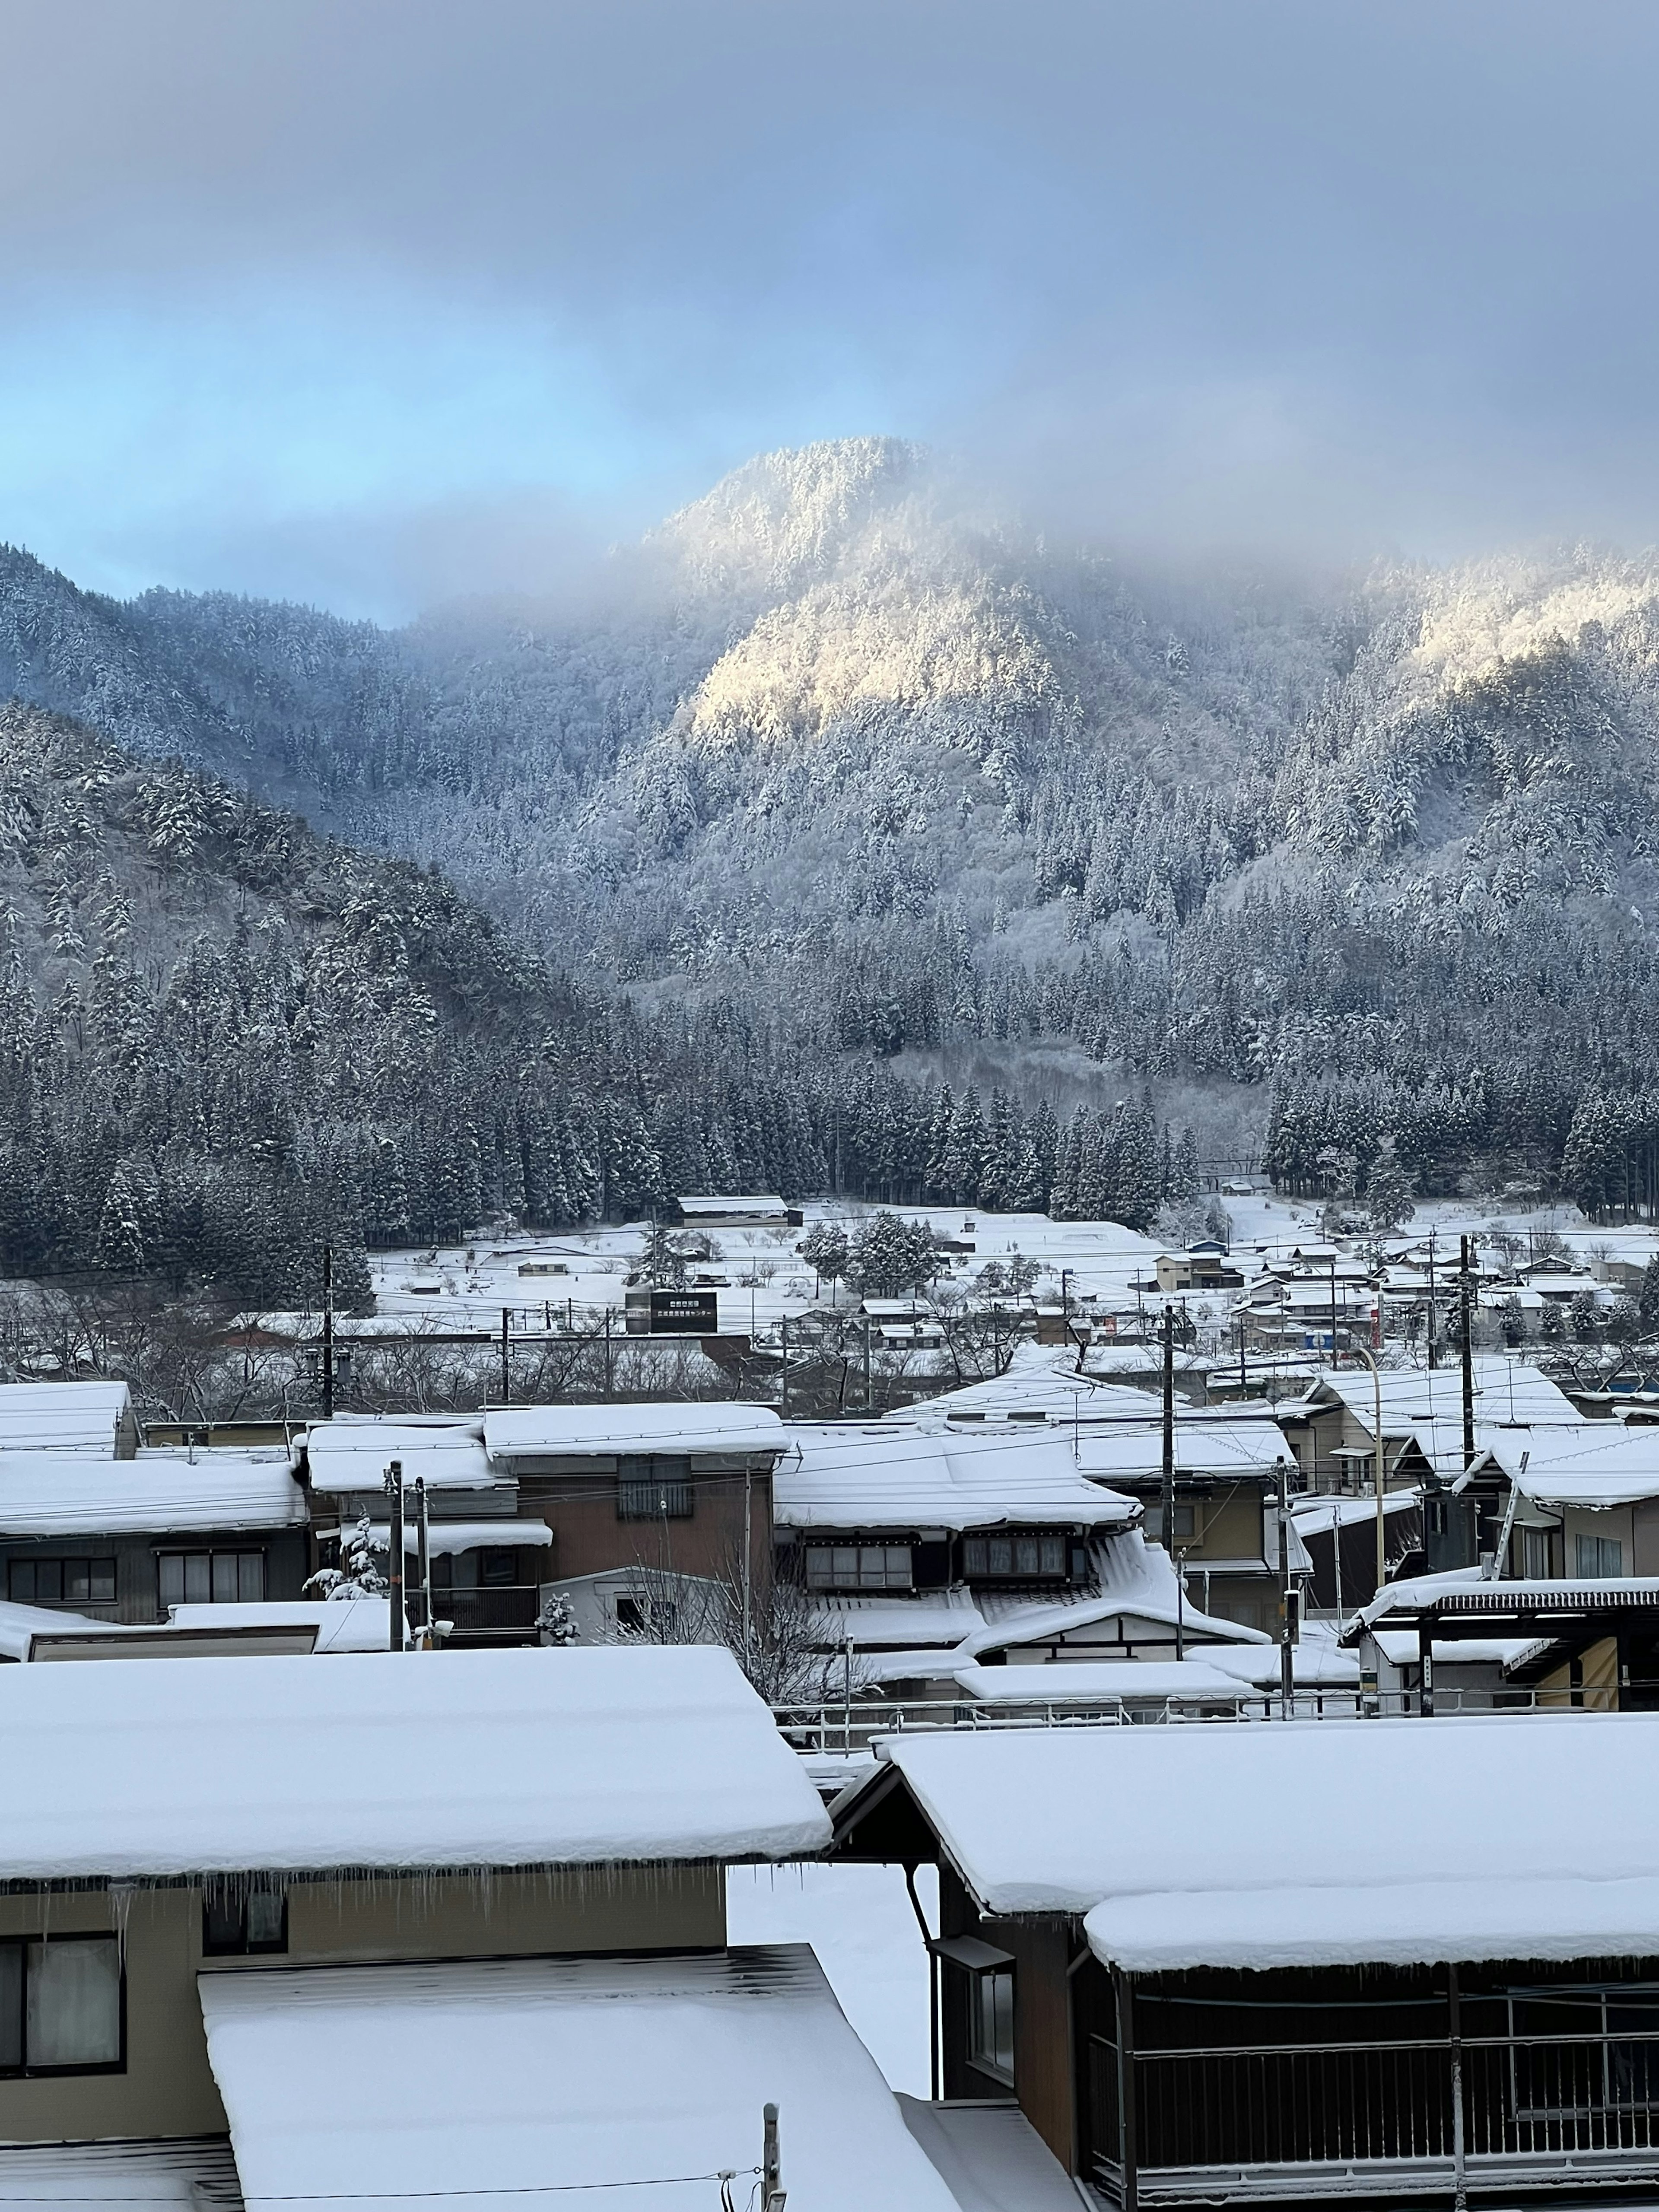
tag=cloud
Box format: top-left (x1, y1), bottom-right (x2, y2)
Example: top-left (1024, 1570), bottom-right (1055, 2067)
top-left (5, 0), bottom-right (1659, 611)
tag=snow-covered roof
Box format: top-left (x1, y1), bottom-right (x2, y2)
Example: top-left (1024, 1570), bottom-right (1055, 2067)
top-left (775, 1425), bottom-right (1138, 1532)
top-left (1291, 1489), bottom-right (1421, 1537)
top-left (1076, 1418), bottom-right (1296, 1485)
top-left (896, 2095), bottom-right (1080, 2212)
top-left (1482, 1423), bottom-right (1659, 1508)
top-left (0, 1380), bottom-right (132, 1454)
top-left (891, 1347), bottom-right (1162, 1427)
top-left (952, 1532), bottom-right (1269, 1655)
top-left (676, 1192), bottom-right (790, 1215)
top-left (853, 1714), bottom-right (1659, 1969)
top-left (0, 1449), bottom-right (305, 1537)
top-left (305, 1420), bottom-right (496, 1493)
top-left (167, 1601), bottom-right (401, 1654)
top-left (1351, 1570), bottom-right (1659, 1637)
top-left (0, 2139), bottom-right (242, 2212)
top-left (359, 1519), bottom-right (553, 1555)
top-left (0, 1646), bottom-right (829, 1880)
top-left (810, 1590), bottom-right (985, 1647)
top-left (953, 1659), bottom-right (1249, 1703)
top-left (1307, 1359), bottom-right (1578, 1433)
top-left (198, 1945), bottom-right (956, 2212)
top-left (0, 1596), bottom-right (116, 1661)
top-left (486, 1402), bottom-right (784, 1459)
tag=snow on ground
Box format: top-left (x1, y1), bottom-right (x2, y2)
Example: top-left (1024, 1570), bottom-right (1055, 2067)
top-left (725, 1860), bottom-right (937, 2095)
top-left (354, 1188), bottom-right (1659, 1366)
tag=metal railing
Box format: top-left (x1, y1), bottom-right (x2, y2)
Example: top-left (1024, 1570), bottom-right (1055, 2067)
top-left (773, 1683), bottom-right (1543, 1753)
top-left (1090, 2025), bottom-right (1659, 2205)
top-left (432, 1585), bottom-right (540, 1634)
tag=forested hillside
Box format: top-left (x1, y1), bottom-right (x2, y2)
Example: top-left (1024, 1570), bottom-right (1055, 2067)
top-left (7, 439), bottom-right (1659, 1226)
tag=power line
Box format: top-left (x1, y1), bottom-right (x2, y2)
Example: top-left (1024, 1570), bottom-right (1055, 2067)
top-left (0, 2174), bottom-right (761, 2204)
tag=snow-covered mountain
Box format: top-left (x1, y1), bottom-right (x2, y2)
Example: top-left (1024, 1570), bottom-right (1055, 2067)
top-left (6, 441), bottom-right (1659, 1212)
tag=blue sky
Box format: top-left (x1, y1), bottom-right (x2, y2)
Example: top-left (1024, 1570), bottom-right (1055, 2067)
top-left (6, 0), bottom-right (1659, 619)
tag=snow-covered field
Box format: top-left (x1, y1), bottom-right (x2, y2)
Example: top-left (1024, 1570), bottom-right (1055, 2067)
top-left (362, 1191), bottom-right (1659, 1354)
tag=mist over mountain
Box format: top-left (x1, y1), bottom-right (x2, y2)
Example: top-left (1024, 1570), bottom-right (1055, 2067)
top-left (6, 437), bottom-right (1659, 1224)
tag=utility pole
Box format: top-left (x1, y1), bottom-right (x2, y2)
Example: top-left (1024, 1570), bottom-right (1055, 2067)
top-left (1160, 1306), bottom-right (1177, 1632)
top-left (863, 1316), bottom-right (873, 1413)
top-left (603, 1308), bottom-right (613, 1395)
top-left (1427, 1230), bottom-right (1438, 1369)
top-left (385, 1459), bottom-right (405, 1653)
top-left (1276, 1456), bottom-right (1296, 1719)
top-left (499, 1307), bottom-right (511, 1406)
top-left (321, 1243), bottom-right (335, 1421)
top-left (1328, 1252), bottom-right (1339, 1366)
top-left (742, 1465), bottom-right (753, 1669)
top-left (1460, 1235), bottom-right (1477, 1471)
top-left (414, 1476), bottom-right (430, 1649)
top-left (779, 1315), bottom-right (789, 1417)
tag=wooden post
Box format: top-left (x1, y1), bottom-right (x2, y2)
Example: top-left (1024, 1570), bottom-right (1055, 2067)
top-left (1115, 1967), bottom-right (1138, 2212)
top-left (1419, 1615), bottom-right (1435, 1717)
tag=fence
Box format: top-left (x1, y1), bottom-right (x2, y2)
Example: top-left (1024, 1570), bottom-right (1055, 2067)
top-left (1090, 2014), bottom-right (1659, 2205)
top-left (772, 1682), bottom-right (1542, 1754)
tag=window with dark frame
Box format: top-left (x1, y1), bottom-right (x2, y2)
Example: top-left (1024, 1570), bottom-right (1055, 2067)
top-left (961, 1535), bottom-right (1069, 1581)
top-left (967, 1962), bottom-right (1015, 2086)
top-left (7, 1558), bottom-right (117, 1606)
top-left (0, 1935), bottom-right (124, 2075)
top-left (616, 1458), bottom-right (694, 1521)
top-left (157, 1550), bottom-right (266, 1607)
top-left (201, 1887), bottom-right (289, 1958)
top-left (804, 1543), bottom-right (913, 1591)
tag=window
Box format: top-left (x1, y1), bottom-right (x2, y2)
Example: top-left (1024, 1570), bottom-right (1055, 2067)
top-left (969, 1965), bottom-right (1016, 2086)
top-left (157, 1551), bottom-right (265, 1607)
top-left (804, 1544), bottom-right (913, 1591)
top-left (0, 1937), bottom-right (123, 2075)
top-left (1576, 1535), bottom-right (1624, 1580)
top-left (202, 1887), bottom-right (288, 1957)
top-left (962, 1535), bottom-right (1068, 1582)
top-left (8, 1558), bottom-right (117, 1606)
top-left (617, 1479), bottom-right (693, 1520)
top-left (1523, 1527), bottom-right (1554, 1581)
top-left (433, 1549), bottom-right (521, 1591)
top-left (1142, 1504), bottom-right (1198, 1543)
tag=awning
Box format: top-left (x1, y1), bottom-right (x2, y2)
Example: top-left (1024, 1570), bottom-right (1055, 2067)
top-left (357, 1520), bottom-right (553, 1555)
top-left (198, 1945), bottom-right (957, 2212)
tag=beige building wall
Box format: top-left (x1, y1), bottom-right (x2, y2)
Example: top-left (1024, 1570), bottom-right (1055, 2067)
top-left (0, 1864), bottom-right (724, 2146)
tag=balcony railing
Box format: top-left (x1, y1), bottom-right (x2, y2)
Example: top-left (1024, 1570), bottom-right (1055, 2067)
top-left (1090, 2025), bottom-right (1659, 2206)
top-left (772, 1684), bottom-right (1543, 1754)
top-left (429, 1586), bottom-right (540, 1635)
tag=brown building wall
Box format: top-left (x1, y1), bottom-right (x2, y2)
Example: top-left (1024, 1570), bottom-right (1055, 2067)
top-left (515, 1465), bottom-right (773, 1587)
top-left (0, 1864), bottom-right (723, 2145)
top-left (936, 1864), bottom-right (1079, 2173)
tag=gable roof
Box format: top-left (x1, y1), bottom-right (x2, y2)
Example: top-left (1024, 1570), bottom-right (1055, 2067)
top-left (0, 1646), bottom-right (829, 1880)
top-left (0, 1449), bottom-right (305, 1537)
top-left (0, 1380), bottom-right (133, 1454)
top-left (838, 1713), bottom-right (1659, 1971)
top-left (486, 1402), bottom-right (784, 1459)
top-left (774, 1425), bottom-right (1138, 1532)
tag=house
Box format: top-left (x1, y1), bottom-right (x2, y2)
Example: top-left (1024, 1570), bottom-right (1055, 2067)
top-left (1280, 1358), bottom-right (1578, 1496)
top-left (0, 1449), bottom-right (309, 1627)
top-left (1237, 1277), bottom-right (1377, 1352)
top-left (832, 1713), bottom-right (1659, 2205)
top-left (1154, 1247), bottom-right (1245, 1294)
top-left (671, 1192), bottom-right (801, 1228)
top-left (773, 1424), bottom-right (1138, 1617)
top-left (1073, 1416), bottom-right (1301, 1634)
top-left (301, 1418), bottom-right (550, 1646)
top-left (0, 1379), bottom-right (139, 1456)
top-left (1344, 1567), bottom-right (1659, 1713)
top-left (948, 1529), bottom-right (1273, 1666)
top-left (0, 1648), bottom-right (972, 2210)
top-left (1292, 1487), bottom-right (1424, 1611)
top-left (487, 1402), bottom-right (784, 1638)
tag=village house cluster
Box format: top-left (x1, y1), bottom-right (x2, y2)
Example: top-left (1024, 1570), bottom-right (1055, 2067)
top-left (7, 1307), bottom-right (1659, 2209)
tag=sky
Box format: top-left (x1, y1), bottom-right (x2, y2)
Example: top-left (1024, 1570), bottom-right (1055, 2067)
top-left (4, 0), bottom-right (1659, 620)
